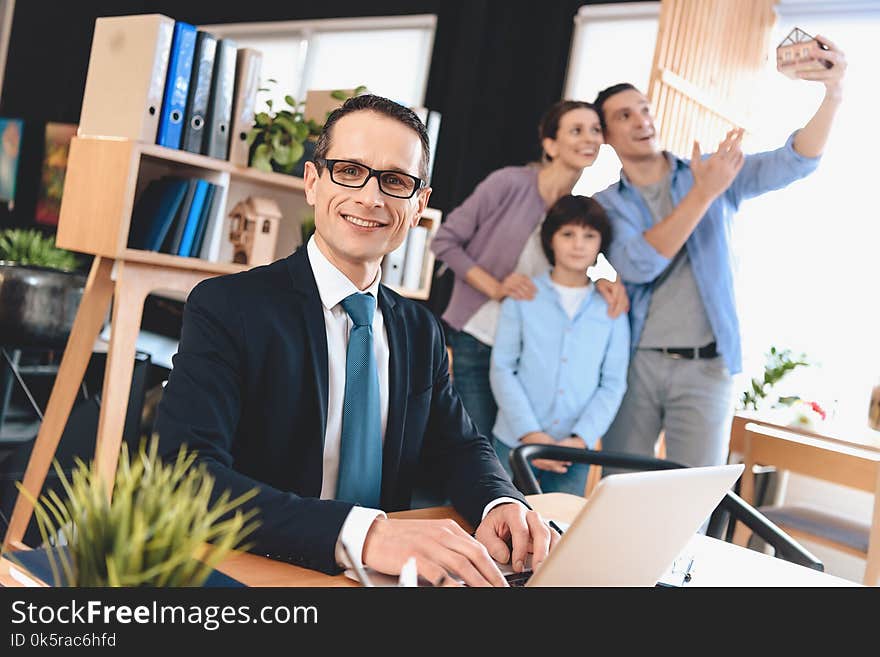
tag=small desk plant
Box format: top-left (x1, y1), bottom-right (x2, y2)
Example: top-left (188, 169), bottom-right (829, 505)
top-left (5, 438), bottom-right (259, 586)
top-left (247, 83), bottom-right (367, 176)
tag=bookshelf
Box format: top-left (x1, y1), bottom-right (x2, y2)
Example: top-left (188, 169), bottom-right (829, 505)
top-left (2, 136), bottom-right (441, 549)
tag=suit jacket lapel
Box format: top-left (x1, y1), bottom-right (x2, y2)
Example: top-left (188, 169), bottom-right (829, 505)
top-left (378, 285), bottom-right (408, 507)
top-left (285, 248), bottom-right (328, 493)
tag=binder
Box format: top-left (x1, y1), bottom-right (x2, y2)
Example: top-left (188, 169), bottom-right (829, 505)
top-left (192, 183), bottom-right (223, 257)
top-left (204, 39), bottom-right (237, 159)
top-left (402, 225), bottom-right (428, 290)
top-left (381, 240), bottom-right (407, 287)
top-left (198, 185), bottom-right (230, 261)
top-left (176, 180), bottom-right (211, 257)
top-left (156, 21), bottom-right (197, 149)
top-left (163, 179), bottom-right (197, 253)
top-left (228, 48), bottom-right (263, 166)
top-left (129, 177), bottom-right (190, 252)
top-left (78, 14), bottom-right (175, 142)
top-left (182, 31), bottom-right (217, 154)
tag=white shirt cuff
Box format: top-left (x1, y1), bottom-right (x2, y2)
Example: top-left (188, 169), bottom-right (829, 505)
top-left (335, 506), bottom-right (387, 569)
top-left (482, 497), bottom-right (526, 520)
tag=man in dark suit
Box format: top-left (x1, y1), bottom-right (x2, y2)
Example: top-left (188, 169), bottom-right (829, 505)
top-left (155, 94), bottom-right (556, 586)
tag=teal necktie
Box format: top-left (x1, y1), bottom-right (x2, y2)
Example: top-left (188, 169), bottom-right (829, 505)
top-left (336, 292), bottom-right (382, 507)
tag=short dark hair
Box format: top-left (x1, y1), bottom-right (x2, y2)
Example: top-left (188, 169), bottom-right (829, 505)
top-left (314, 94), bottom-right (430, 181)
top-left (538, 100), bottom-right (596, 162)
top-left (593, 83), bottom-right (639, 133)
top-left (540, 195), bottom-right (612, 266)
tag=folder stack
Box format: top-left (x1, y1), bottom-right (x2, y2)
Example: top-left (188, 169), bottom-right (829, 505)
top-left (79, 14), bottom-right (263, 164)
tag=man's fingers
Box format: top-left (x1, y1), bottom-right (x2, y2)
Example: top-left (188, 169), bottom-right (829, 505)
top-left (477, 526), bottom-right (512, 564)
top-left (526, 511), bottom-right (553, 572)
top-left (438, 529), bottom-right (507, 587)
top-left (691, 140), bottom-right (701, 163)
top-left (507, 511), bottom-right (532, 573)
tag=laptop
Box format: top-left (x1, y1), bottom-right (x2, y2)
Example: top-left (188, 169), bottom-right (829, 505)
top-left (345, 463), bottom-right (744, 587)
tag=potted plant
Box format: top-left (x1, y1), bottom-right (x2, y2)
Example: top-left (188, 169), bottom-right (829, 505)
top-left (0, 228), bottom-right (85, 348)
top-left (247, 84), bottom-right (367, 177)
top-left (5, 438), bottom-right (259, 586)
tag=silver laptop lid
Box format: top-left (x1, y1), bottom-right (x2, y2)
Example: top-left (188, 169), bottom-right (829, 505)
top-left (529, 464), bottom-right (744, 587)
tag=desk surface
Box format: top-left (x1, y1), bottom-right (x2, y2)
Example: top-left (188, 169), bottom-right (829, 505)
top-left (0, 493), bottom-right (856, 587)
top-left (218, 492), bottom-right (855, 587)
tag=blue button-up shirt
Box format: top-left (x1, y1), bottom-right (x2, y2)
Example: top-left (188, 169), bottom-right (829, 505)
top-left (490, 273), bottom-right (630, 448)
top-left (594, 131), bottom-right (821, 375)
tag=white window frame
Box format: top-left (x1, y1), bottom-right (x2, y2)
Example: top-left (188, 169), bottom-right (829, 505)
top-left (563, 1), bottom-right (660, 100)
top-left (201, 14), bottom-right (437, 107)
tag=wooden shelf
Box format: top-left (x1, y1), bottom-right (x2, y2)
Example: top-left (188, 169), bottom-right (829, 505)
top-left (139, 142), bottom-right (308, 191)
top-left (57, 136), bottom-right (441, 300)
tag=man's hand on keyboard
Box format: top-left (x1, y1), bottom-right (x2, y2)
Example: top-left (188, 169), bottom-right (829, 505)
top-left (474, 503), bottom-right (559, 575)
top-left (361, 518), bottom-right (508, 587)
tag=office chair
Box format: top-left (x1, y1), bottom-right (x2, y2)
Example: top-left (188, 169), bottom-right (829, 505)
top-left (509, 443), bottom-right (824, 572)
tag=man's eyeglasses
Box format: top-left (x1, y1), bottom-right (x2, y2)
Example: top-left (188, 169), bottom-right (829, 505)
top-left (315, 158), bottom-right (425, 199)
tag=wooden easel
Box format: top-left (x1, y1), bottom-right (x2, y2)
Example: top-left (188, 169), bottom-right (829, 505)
top-left (2, 255), bottom-right (218, 549)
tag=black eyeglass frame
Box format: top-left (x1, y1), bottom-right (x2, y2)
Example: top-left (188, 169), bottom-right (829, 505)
top-left (314, 157), bottom-right (426, 199)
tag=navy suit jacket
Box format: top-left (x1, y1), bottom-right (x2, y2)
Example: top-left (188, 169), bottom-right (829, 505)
top-left (154, 246), bottom-right (525, 574)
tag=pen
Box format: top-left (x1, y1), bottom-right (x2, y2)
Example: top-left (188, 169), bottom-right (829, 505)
top-left (683, 557), bottom-right (694, 583)
top-left (549, 520), bottom-right (565, 535)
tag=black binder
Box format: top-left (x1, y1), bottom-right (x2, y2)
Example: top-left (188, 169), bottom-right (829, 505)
top-left (204, 38), bottom-right (237, 159)
top-left (182, 31), bottom-right (217, 154)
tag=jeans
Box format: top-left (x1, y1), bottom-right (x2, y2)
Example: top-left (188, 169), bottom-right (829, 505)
top-left (446, 328), bottom-right (497, 439)
top-left (493, 439), bottom-right (589, 497)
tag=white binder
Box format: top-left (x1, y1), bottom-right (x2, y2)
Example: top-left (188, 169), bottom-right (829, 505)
top-left (228, 48), bottom-right (262, 167)
top-left (78, 14), bottom-right (175, 142)
top-left (401, 225), bottom-right (428, 290)
top-left (381, 240), bottom-right (407, 287)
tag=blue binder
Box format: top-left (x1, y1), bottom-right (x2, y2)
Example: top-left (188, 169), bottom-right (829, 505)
top-left (156, 21), bottom-right (197, 149)
top-left (177, 179), bottom-right (211, 257)
top-left (129, 177), bottom-right (189, 252)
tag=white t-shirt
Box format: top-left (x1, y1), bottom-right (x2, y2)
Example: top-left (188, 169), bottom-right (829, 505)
top-left (550, 280), bottom-right (591, 319)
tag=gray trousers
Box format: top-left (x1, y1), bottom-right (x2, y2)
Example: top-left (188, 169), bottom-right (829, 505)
top-left (603, 349), bottom-right (735, 468)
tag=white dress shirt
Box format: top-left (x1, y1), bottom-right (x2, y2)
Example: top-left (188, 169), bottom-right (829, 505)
top-left (306, 238), bottom-right (520, 570)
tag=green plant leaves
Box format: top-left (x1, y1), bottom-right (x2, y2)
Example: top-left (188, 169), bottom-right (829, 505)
top-left (251, 143), bottom-right (273, 172)
top-left (4, 437), bottom-right (260, 587)
top-left (0, 229), bottom-right (80, 271)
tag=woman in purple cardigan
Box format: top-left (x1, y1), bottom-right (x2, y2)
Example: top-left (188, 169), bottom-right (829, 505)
top-left (431, 100), bottom-right (628, 443)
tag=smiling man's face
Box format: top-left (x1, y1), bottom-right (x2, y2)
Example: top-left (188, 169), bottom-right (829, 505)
top-left (304, 110), bottom-right (431, 278)
top-left (601, 88), bottom-right (661, 162)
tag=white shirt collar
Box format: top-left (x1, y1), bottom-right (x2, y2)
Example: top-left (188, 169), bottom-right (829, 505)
top-left (306, 236), bottom-right (382, 311)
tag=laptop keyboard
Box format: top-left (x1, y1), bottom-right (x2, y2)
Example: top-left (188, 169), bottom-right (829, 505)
top-left (504, 571), bottom-right (532, 587)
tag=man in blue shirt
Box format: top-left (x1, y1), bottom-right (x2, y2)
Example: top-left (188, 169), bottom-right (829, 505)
top-left (592, 35), bottom-right (847, 467)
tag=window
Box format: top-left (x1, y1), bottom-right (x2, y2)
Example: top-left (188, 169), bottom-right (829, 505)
top-left (203, 15), bottom-right (436, 112)
top-left (563, 2), bottom-right (880, 423)
top-left (732, 4), bottom-right (880, 421)
top-left (564, 2), bottom-right (660, 196)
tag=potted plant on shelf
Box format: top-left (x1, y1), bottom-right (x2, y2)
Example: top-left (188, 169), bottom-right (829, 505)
top-left (4, 438), bottom-right (259, 586)
top-left (0, 228), bottom-right (85, 348)
top-left (247, 83), bottom-right (367, 177)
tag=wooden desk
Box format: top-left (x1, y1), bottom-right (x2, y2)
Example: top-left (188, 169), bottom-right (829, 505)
top-left (730, 410), bottom-right (880, 458)
top-left (1, 493), bottom-right (854, 587)
top-left (219, 492), bottom-right (853, 587)
top-left (736, 422), bottom-right (880, 586)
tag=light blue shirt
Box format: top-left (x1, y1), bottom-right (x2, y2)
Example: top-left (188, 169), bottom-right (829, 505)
top-left (490, 273), bottom-right (630, 448)
top-left (594, 131), bottom-right (821, 375)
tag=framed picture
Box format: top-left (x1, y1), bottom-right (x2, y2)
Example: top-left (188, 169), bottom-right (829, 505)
top-left (0, 116), bottom-right (23, 207)
top-left (35, 122), bottom-right (77, 226)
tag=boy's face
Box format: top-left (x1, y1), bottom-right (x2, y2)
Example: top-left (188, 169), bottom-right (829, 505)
top-left (551, 223), bottom-right (602, 273)
top-left (304, 110), bottom-right (431, 270)
top-left (601, 88), bottom-right (661, 161)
